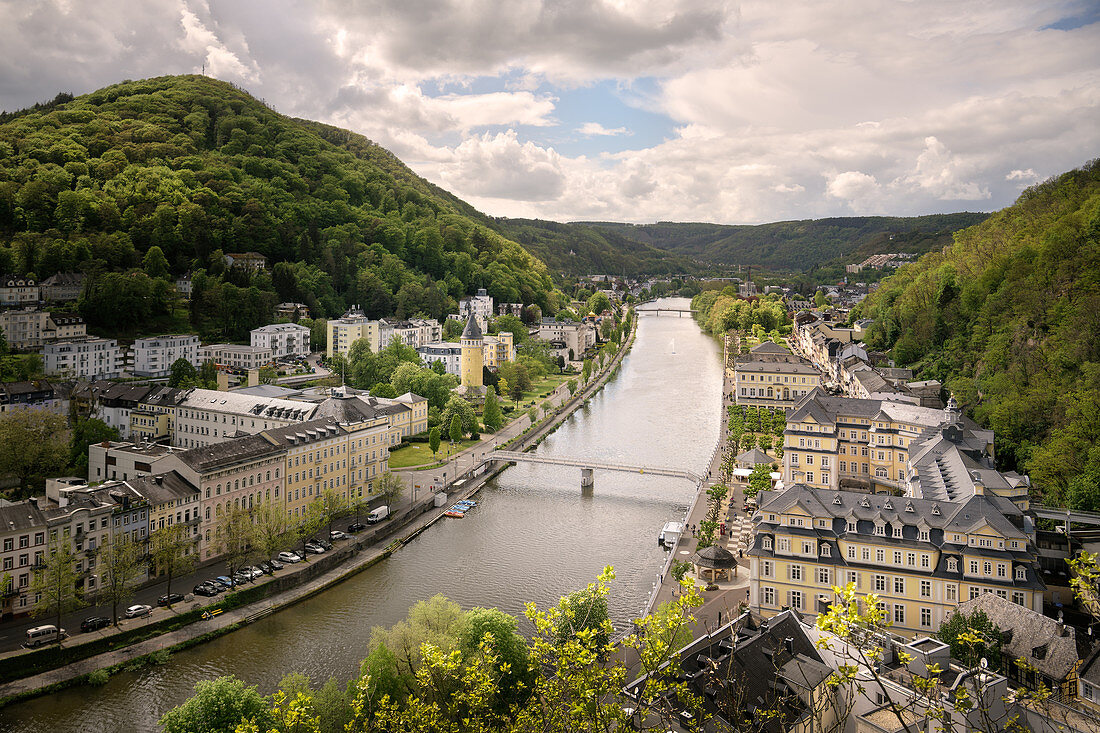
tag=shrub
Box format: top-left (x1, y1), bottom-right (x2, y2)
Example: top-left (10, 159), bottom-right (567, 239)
top-left (87, 669), bottom-right (110, 686)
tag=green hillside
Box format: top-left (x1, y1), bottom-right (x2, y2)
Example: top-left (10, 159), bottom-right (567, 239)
top-left (856, 160), bottom-right (1100, 511)
top-left (583, 213), bottom-right (990, 271)
top-left (0, 75), bottom-right (560, 339)
top-left (492, 217), bottom-right (700, 277)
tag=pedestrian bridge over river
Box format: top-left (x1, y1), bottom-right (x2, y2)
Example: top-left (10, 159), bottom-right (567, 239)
top-left (635, 307), bottom-right (696, 317)
top-left (480, 450), bottom-right (704, 488)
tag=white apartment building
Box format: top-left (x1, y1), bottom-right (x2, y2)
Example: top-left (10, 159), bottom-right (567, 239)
top-left (538, 318), bottom-right (596, 361)
top-left (416, 343), bottom-right (463, 375)
top-left (0, 275), bottom-right (39, 307)
top-left (0, 309), bottom-right (86, 350)
top-left (198, 343), bottom-right (274, 370)
top-left (132, 334), bottom-right (201, 377)
top-left (251, 323), bottom-right (311, 359)
top-left (380, 318), bottom-right (443, 350)
top-left (457, 288), bottom-right (493, 331)
top-left (42, 337), bottom-right (123, 379)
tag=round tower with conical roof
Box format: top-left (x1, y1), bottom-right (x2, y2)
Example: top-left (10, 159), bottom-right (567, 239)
top-left (460, 313), bottom-right (484, 389)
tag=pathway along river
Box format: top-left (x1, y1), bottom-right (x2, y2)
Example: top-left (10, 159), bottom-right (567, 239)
top-left (1, 297), bottom-right (722, 733)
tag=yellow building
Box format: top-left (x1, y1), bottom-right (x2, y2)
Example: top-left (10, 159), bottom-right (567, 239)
top-left (733, 341), bottom-right (821, 410)
top-left (264, 419), bottom-right (350, 521)
top-left (482, 332), bottom-right (514, 370)
top-left (783, 392), bottom-right (1020, 502)
top-left (748, 484), bottom-right (1044, 638)
top-left (460, 314), bottom-right (484, 389)
top-left (327, 310), bottom-right (378, 358)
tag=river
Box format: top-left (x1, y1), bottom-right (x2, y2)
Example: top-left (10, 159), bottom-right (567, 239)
top-left (0, 297), bottom-right (722, 732)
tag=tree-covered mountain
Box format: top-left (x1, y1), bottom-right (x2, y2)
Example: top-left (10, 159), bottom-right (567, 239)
top-left (582, 213), bottom-right (990, 271)
top-left (0, 75), bottom-right (560, 339)
top-left (491, 217), bottom-right (700, 277)
top-left (855, 160), bottom-right (1100, 511)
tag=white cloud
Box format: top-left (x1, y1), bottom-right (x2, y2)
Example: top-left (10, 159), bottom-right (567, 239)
top-left (1006, 168), bottom-right (1038, 181)
top-left (578, 122), bottom-right (629, 137)
top-left (826, 171), bottom-right (879, 201)
top-left (440, 130), bottom-right (565, 201)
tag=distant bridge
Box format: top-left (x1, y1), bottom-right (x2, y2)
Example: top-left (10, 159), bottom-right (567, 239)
top-left (1031, 504), bottom-right (1100, 529)
top-left (636, 307), bottom-right (697, 317)
top-left (481, 450), bottom-right (704, 487)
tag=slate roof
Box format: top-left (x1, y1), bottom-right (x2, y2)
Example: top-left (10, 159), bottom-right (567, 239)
top-left (461, 312), bottom-right (483, 340)
top-left (736, 448), bottom-right (774, 466)
top-left (126, 471), bottom-right (199, 507)
top-left (178, 388), bottom-right (315, 422)
top-left (750, 341), bottom-right (789, 355)
top-left (175, 434), bottom-right (284, 472)
top-left (0, 500), bottom-right (47, 533)
top-left (625, 610), bottom-right (829, 733)
top-left (261, 418), bottom-right (345, 448)
top-left (957, 593), bottom-right (1091, 682)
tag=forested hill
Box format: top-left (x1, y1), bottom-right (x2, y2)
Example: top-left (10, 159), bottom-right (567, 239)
top-left (0, 75), bottom-right (560, 338)
top-left (582, 213), bottom-right (990, 271)
top-left (492, 218), bottom-right (700, 276)
top-left (856, 160), bottom-right (1100, 511)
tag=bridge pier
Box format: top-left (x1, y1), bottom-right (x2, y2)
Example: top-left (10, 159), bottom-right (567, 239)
top-left (581, 467), bottom-right (594, 489)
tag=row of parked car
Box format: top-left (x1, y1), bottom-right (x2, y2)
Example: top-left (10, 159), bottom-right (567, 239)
top-left (59, 526), bottom-right (367, 643)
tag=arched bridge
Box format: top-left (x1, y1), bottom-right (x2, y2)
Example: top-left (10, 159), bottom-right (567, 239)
top-left (481, 450), bottom-right (704, 487)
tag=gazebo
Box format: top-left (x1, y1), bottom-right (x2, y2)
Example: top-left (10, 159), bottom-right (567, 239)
top-left (692, 544), bottom-right (738, 583)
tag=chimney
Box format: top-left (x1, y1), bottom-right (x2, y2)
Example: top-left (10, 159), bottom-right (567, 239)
top-left (248, 368), bottom-right (260, 387)
top-left (783, 637), bottom-right (794, 655)
top-left (216, 371), bottom-right (230, 391)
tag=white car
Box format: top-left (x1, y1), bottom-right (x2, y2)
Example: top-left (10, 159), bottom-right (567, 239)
top-left (124, 604), bottom-right (152, 619)
top-left (277, 551), bottom-right (302, 564)
top-left (329, 530), bottom-right (349, 541)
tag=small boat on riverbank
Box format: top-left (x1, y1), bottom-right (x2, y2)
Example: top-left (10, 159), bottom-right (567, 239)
top-left (658, 521), bottom-right (683, 549)
top-left (445, 501), bottom-right (476, 518)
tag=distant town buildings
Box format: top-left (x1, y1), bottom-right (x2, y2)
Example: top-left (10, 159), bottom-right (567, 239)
top-left (732, 341), bottom-right (820, 410)
top-left (538, 318), bottom-right (595, 362)
top-left (223, 252), bottom-right (267, 271)
top-left (0, 275), bottom-right (39, 307)
top-left (846, 252), bottom-right (915, 273)
top-left (0, 308), bottom-right (86, 350)
top-left (456, 288), bottom-right (493, 331)
top-left (39, 272), bottom-right (84, 302)
top-left (198, 343), bottom-right (274, 371)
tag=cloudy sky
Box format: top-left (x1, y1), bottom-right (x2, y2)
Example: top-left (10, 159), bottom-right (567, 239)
top-left (2, 1), bottom-right (1098, 224)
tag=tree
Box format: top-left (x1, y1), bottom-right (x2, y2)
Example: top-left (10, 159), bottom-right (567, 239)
top-left (448, 413), bottom-right (462, 445)
top-left (527, 406), bottom-right (538, 424)
top-left (814, 289), bottom-right (828, 308)
top-left (99, 535), bottom-right (145, 626)
top-left (428, 427), bottom-right (441, 458)
top-left (258, 365), bottom-right (278, 384)
top-left (149, 523), bottom-right (196, 601)
top-left (68, 416), bottom-right (120, 474)
top-left (29, 536), bottom-right (81, 643)
top-left (540, 400), bottom-right (553, 418)
top-left (481, 387), bottom-right (503, 432)
top-left (293, 502), bottom-right (326, 561)
top-left (440, 394), bottom-right (477, 436)
top-left (442, 318), bottom-right (464, 341)
top-left (586, 291), bottom-right (612, 316)
top-left (216, 505), bottom-right (253, 579)
top-left (142, 245), bottom-right (170, 279)
top-left (377, 472), bottom-right (404, 504)
top-left (318, 487), bottom-right (345, 539)
top-left (492, 314), bottom-right (527, 344)
top-left (745, 463), bottom-right (772, 499)
top-left (458, 606), bottom-right (534, 712)
top-left (580, 358), bottom-right (593, 385)
top-left (168, 357), bottom-right (198, 388)
top-left (936, 608), bottom-right (1004, 670)
top-left (159, 676), bottom-right (273, 733)
top-left (567, 378), bottom-right (578, 397)
top-left (0, 408), bottom-right (67, 495)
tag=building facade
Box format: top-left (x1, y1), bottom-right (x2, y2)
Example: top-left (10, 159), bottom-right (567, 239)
top-left (733, 341), bottom-right (821, 410)
top-left (251, 323), bottom-right (311, 359)
top-left (0, 275), bottom-right (39, 307)
top-left (326, 309), bottom-right (378, 358)
top-left (538, 318), bottom-right (595, 361)
top-left (749, 484), bottom-right (1045, 638)
top-left (197, 343), bottom-right (274, 371)
top-left (42, 337), bottom-right (123, 379)
top-left (39, 272), bottom-right (84, 302)
top-left (457, 288), bottom-right (493, 331)
top-left (132, 334), bottom-right (201, 377)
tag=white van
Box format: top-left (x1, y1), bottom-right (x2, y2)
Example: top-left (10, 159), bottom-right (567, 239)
top-left (367, 505), bottom-right (389, 524)
top-left (25, 624), bottom-right (66, 648)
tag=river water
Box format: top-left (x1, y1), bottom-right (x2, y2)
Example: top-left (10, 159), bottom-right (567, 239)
top-left (0, 297), bottom-right (722, 732)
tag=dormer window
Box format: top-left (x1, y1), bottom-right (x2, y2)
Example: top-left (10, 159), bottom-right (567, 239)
top-left (833, 495), bottom-right (842, 505)
top-left (762, 537), bottom-right (773, 550)
top-left (892, 526), bottom-right (903, 538)
top-left (847, 521), bottom-right (857, 532)
top-left (1015, 566), bottom-right (1026, 581)
top-left (883, 499), bottom-right (893, 510)
top-left (905, 502), bottom-right (914, 513)
top-left (820, 544), bottom-right (831, 557)
top-left (874, 524), bottom-right (885, 536)
top-left (947, 557), bottom-right (958, 572)
top-left (860, 498), bottom-right (871, 508)
top-left (931, 504), bottom-right (940, 516)
top-left (919, 530), bottom-right (929, 542)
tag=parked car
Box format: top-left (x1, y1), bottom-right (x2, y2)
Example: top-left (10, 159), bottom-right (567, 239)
top-left (24, 625), bottom-right (67, 647)
top-left (329, 530), bottom-right (349, 541)
top-left (124, 604), bottom-right (153, 619)
top-left (193, 582), bottom-right (221, 597)
top-left (80, 616), bottom-right (111, 633)
top-left (243, 565), bottom-right (264, 578)
top-left (157, 592), bottom-right (185, 606)
top-left (277, 551), bottom-right (301, 564)
top-left (214, 575), bottom-right (238, 590)
top-left (316, 538), bottom-right (333, 551)
top-left (258, 561), bottom-right (276, 574)
top-left (232, 569), bottom-right (253, 584)
top-left (347, 522), bottom-right (367, 533)
top-left (304, 542), bottom-right (325, 555)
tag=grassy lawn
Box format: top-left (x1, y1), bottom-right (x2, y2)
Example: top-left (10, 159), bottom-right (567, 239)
top-left (503, 372), bottom-right (574, 409)
top-left (388, 438), bottom-right (482, 468)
